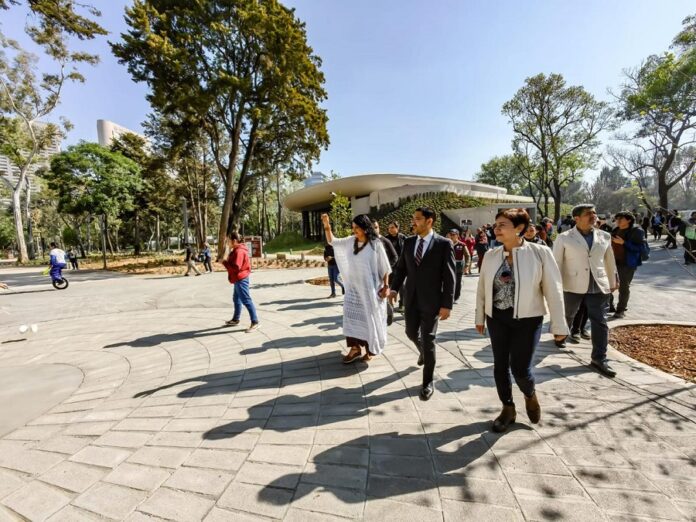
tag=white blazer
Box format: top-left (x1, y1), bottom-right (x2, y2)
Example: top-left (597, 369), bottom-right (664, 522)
top-left (475, 241), bottom-right (569, 336)
top-left (552, 227), bottom-right (617, 295)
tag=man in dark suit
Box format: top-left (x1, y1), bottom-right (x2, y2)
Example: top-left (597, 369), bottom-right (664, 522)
top-left (387, 207), bottom-right (456, 400)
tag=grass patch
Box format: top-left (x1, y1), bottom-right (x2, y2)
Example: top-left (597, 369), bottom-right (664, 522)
top-left (265, 231), bottom-right (322, 254)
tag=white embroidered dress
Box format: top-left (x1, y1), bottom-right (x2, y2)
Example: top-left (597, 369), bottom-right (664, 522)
top-left (330, 236), bottom-right (392, 355)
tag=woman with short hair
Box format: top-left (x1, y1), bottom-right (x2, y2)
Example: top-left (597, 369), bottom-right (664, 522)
top-left (321, 213), bottom-right (391, 363)
top-left (475, 209), bottom-right (568, 432)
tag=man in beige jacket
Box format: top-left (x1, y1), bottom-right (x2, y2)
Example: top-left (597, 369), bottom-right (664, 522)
top-left (553, 204), bottom-right (618, 377)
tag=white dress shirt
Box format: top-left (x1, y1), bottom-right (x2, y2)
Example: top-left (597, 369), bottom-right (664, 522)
top-left (414, 229), bottom-right (435, 257)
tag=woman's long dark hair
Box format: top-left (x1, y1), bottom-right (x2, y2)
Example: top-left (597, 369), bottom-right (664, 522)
top-left (353, 214), bottom-right (379, 242)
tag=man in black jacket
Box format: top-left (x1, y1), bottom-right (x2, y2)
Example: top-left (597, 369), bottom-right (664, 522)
top-left (388, 207), bottom-right (456, 400)
top-left (386, 221), bottom-right (407, 310)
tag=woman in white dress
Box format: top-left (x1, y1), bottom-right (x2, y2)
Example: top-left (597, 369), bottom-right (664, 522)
top-left (321, 213), bottom-right (391, 363)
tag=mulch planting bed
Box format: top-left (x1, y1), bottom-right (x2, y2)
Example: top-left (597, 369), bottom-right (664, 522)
top-left (610, 325), bottom-right (696, 383)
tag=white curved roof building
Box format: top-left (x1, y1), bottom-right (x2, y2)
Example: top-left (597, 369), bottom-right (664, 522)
top-left (284, 172), bottom-right (534, 239)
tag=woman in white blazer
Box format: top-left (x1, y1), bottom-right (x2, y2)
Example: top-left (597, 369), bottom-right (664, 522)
top-left (475, 209), bottom-right (568, 433)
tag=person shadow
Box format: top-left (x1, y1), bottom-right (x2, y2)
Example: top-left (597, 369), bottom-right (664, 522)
top-left (104, 325), bottom-right (230, 348)
top-left (256, 422), bottom-right (530, 508)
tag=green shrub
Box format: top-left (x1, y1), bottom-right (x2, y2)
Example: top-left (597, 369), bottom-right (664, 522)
top-left (372, 192), bottom-right (488, 235)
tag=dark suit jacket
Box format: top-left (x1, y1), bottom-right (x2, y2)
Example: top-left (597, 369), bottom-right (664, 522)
top-left (390, 233), bottom-right (456, 312)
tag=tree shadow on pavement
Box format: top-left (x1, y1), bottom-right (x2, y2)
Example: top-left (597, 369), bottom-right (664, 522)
top-left (103, 325), bottom-right (231, 348)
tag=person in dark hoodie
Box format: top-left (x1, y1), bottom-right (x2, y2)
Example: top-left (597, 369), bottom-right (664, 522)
top-left (222, 232), bottom-right (259, 332)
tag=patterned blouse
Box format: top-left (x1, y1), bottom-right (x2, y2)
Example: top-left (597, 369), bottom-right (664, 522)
top-left (493, 256), bottom-right (515, 310)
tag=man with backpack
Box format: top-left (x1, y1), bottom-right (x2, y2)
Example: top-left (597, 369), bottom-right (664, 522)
top-left (610, 211), bottom-right (648, 319)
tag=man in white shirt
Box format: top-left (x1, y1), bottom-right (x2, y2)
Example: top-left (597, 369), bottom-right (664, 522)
top-left (49, 242), bottom-right (67, 282)
top-left (553, 204), bottom-right (619, 378)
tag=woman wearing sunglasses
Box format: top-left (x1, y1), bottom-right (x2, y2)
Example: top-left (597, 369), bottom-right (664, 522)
top-left (475, 209), bottom-right (568, 432)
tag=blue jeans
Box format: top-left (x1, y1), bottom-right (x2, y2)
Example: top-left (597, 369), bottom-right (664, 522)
top-left (327, 264), bottom-right (343, 295)
top-left (486, 307), bottom-right (543, 404)
top-left (233, 277), bottom-right (258, 323)
top-left (563, 292), bottom-right (609, 361)
top-left (49, 263), bottom-right (66, 282)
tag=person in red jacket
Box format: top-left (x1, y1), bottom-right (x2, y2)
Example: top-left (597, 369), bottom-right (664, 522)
top-left (222, 232), bottom-right (259, 332)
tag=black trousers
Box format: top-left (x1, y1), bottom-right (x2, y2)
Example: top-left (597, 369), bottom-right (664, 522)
top-left (405, 300), bottom-right (439, 388)
top-left (616, 265), bottom-right (636, 313)
top-left (665, 233), bottom-right (678, 248)
top-left (454, 268), bottom-right (463, 301)
top-left (486, 308), bottom-right (543, 405)
top-left (571, 299), bottom-right (589, 334)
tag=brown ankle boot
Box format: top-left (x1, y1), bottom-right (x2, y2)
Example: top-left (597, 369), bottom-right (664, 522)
top-left (525, 392), bottom-right (541, 424)
top-left (492, 404), bottom-right (516, 433)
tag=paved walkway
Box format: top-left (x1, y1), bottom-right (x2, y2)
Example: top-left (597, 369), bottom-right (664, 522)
top-left (0, 240), bottom-right (694, 521)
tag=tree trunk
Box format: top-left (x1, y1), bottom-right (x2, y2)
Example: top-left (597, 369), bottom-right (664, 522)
top-left (100, 214), bottom-right (108, 269)
top-left (24, 179), bottom-right (36, 260)
top-left (276, 171), bottom-right (282, 237)
top-left (552, 179), bottom-right (562, 222)
top-left (11, 187), bottom-right (29, 263)
top-left (156, 214), bottom-right (161, 252)
top-left (134, 213), bottom-right (141, 256)
top-left (658, 173), bottom-right (669, 210)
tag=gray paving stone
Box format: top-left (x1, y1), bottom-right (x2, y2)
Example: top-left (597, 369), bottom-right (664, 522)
top-left (127, 446), bottom-right (192, 469)
top-left (572, 466), bottom-right (658, 491)
top-left (0, 449), bottom-right (64, 475)
top-left (1, 481), bottom-right (71, 521)
top-left (587, 487), bottom-right (684, 519)
top-left (46, 505), bottom-right (105, 522)
top-left (164, 467), bottom-right (232, 496)
top-left (217, 482), bottom-right (293, 519)
top-left (367, 474), bottom-right (441, 508)
top-left (184, 448), bottom-right (247, 471)
top-left (70, 445), bottom-right (131, 468)
top-left (104, 462), bottom-right (172, 492)
top-left (516, 495), bottom-right (605, 521)
top-left (235, 461), bottom-right (303, 489)
top-left (204, 507), bottom-right (268, 521)
top-left (291, 483), bottom-right (365, 519)
top-left (37, 435), bottom-right (94, 455)
top-left (309, 444), bottom-right (369, 467)
top-left (114, 418), bottom-right (170, 432)
top-left (505, 471), bottom-right (588, 500)
top-left (247, 443), bottom-right (310, 466)
top-left (138, 487), bottom-right (215, 522)
top-left (496, 452), bottom-right (573, 476)
top-left (441, 499), bottom-right (521, 521)
top-left (73, 482), bottom-right (147, 519)
top-left (0, 469), bottom-right (26, 499)
top-left (364, 498), bottom-right (442, 522)
top-left (38, 461), bottom-right (107, 493)
top-left (437, 475), bottom-right (517, 507)
top-left (370, 454), bottom-right (435, 480)
top-left (284, 507), bottom-right (348, 522)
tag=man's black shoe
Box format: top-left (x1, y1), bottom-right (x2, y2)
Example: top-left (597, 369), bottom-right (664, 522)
top-left (555, 339), bottom-right (566, 348)
top-left (419, 383), bottom-right (434, 401)
top-left (569, 333), bottom-right (581, 344)
top-left (580, 329), bottom-right (591, 340)
top-left (612, 311), bottom-right (625, 319)
top-left (328, 294), bottom-right (336, 298)
top-left (591, 359), bottom-right (617, 378)
top-left (417, 353), bottom-right (424, 366)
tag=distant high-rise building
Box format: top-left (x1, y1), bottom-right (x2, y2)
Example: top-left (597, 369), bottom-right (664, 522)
top-left (97, 119), bottom-right (147, 147)
top-left (304, 171), bottom-right (328, 188)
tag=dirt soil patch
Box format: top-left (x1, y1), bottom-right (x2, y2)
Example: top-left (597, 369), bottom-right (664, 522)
top-left (610, 325), bottom-right (696, 383)
top-left (307, 276), bottom-right (330, 286)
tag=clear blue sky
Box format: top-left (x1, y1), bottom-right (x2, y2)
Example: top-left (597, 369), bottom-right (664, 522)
top-left (2, 0), bottom-right (694, 179)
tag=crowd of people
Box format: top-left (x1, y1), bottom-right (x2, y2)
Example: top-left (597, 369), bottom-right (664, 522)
top-left (313, 202), bottom-right (692, 432)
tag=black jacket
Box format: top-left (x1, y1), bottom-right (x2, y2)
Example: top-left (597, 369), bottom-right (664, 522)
top-left (323, 244), bottom-right (337, 266)
top-left (390, 233), bottom-right (456, 312)
top-left (379, 236), bottom-right (399, 268)
top-left (386, 232), bottom-right (406, 257)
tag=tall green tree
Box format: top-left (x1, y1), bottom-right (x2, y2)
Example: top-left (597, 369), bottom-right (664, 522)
top-left (502, 73), bottom-right (615, 220)
top-left (0, 2), bottom-right (104, 262)
top-left (474, 155), bottom-right (524, 195)
top-left (617, 13), bottom-right (696, 210)
top-left (112, 0), bottom-right (329, 261)
top-left (42, 143), bottom-right (143, 268)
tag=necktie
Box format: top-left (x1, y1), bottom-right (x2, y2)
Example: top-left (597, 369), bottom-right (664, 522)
top-left (415, 238), bottom-right (425, 266)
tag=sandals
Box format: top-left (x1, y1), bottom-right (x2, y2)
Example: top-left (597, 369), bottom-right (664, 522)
top-left (342, 347), bottom-right (362, 364)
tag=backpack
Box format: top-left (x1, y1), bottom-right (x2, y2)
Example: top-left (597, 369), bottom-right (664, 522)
top-left (629, 228), bottom-right (650, 262)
